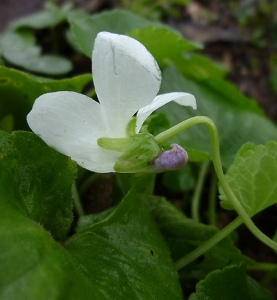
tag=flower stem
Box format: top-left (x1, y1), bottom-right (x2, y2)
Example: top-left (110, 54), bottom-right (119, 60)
top-left (208, 170), bottom-right (218, 226)
top-left (191, 161), bottom-right (210, 222)
top-left (155, 116), bottom-right (277, 252)
top-left (174, 216), bottom-right (243, 270)
top-left (72, 181), bottom-right (85, 217)
top-left (247, 263), bottom-right (277, 272)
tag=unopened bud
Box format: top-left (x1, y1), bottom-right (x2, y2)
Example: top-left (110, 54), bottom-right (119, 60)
top-left (153, 144), bottom-right (188, 172)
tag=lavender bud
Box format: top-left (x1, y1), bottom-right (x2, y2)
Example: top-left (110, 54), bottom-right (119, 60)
top-left (153, 144), bottom-right (188, 172)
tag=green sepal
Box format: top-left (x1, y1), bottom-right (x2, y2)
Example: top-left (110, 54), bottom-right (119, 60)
top-left (97, 118), bottom-right (138, 151)
top-left (97, 137), bottom-right (133, 152)
top-left (114, 133), bottom-right (161, 173)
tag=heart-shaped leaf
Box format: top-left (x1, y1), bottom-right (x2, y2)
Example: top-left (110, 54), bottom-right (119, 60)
top-left (220, 141), bottom-right (277, 215)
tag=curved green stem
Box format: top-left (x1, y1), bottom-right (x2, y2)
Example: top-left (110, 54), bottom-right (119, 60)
top-left (155, 116), bottom-right (277, 252)
top-left (208, 170), bottom-right (218, 226)
top-left (191, 161), bottom-right (210, 222)
top-left (175, 216), bottom-right (243, 270)
top-left (247, 263), bottom-right (277, 272)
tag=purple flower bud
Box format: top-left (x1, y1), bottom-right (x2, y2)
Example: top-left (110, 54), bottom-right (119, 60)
top-left (153, 144), bottom-right (188, 172)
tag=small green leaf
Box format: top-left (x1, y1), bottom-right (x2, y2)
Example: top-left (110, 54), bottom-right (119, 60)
top-left (0, 30), bottom-right (72, 75)
top-left (65, 192), bottom-right (183, 299)
top-left (0, 130), bottom-right (76, 239)
top-left (192, 236), bottom-right (255, 279)
top-left (220, 141), bottom-right (277, 215)
top-left (143, 195), bottom-right (218, 241)
top-left (76, 207), bottom-right (114, 232)
top-left (8, 2), bottom-right (73, 29)
top-left (68, 9), bottom-right (175, 57)
top-left (1, 28), bottom-right (35, 48)
top-left (0, 66), bottom-right (91, 130)
top-left (116, 173), bottom-right (156, 196)
top-left (77, 173), bottom-right (157, 232)
top-left (0, 114), bottom-right (13, 133)
top-left (189, 264), bottom-right (273, 300)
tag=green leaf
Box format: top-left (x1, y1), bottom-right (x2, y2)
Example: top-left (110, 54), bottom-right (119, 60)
top-left (0, 209), bottom-right (102, 299)
top-left (128, 26), bottom-right (227, 80)
top-left (64, 191), bottom-right (183, 299)
top-left (109, 192), bottom-right (215, 267)
top-left (0, 132), bottom-right (180, 298)
top-left (137, 194), bottom-right (253, 287)
top-left (77, 194), bottom-right (252, 281)
top-left (8, 2), bottom-right (73, 29)
top-left (1, 28), bottom-right (35, 48)
top-left (128, 26), bottom-right (200, 68)
top-left (0, 66), bottom-right (91, 130)
top-left (189, 264), bottom-right (273, 300)
top-left (192, 236), bottom-right (255, 280)
top-left (0, 30), bottom-right (72, 75)
top-left (68, 9), bottom-right (175, 57)
top-left (220, 141), bottom-right (277, 215)
top-left (116, 173), bottom-right (156, 196)
top-left (143, 195), bottom-right (218, 241)
top-left (0, 130), bottom-right (76, 239)
top-left (0, 114), bottom-right (13, 133)
top-left (178, 53), bottom-right (228, 80)
top-left (159, 67), bottom-right (277, 167)
top-left (76, 207), bottom-right (114, 232)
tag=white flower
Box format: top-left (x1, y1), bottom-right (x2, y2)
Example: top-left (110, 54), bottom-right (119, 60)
top-left (27, 32), bottom-right (196, 173)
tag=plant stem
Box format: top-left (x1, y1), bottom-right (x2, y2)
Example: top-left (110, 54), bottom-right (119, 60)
top-left (208, 170), bottom-right (218, 226)
top-left (260, 267), bottom-right (277, 286)
top-left (247, 263), bottom-right (277, 272)
top-left (72, 181), bottom-right (85, 217)
top-left (175, 216), bottom-right (243, 270)
top-left (155, 116), bottom-right (277, 252)
top-left (191, 161), bottom-right (210, 222)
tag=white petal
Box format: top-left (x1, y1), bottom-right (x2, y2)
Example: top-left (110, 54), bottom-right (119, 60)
top-left (136, 92), bottom-right (197, 133)
top-left (92, 32), bottom-right (161, 137)
top-left (27, 91), bottom-right (120, 173)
